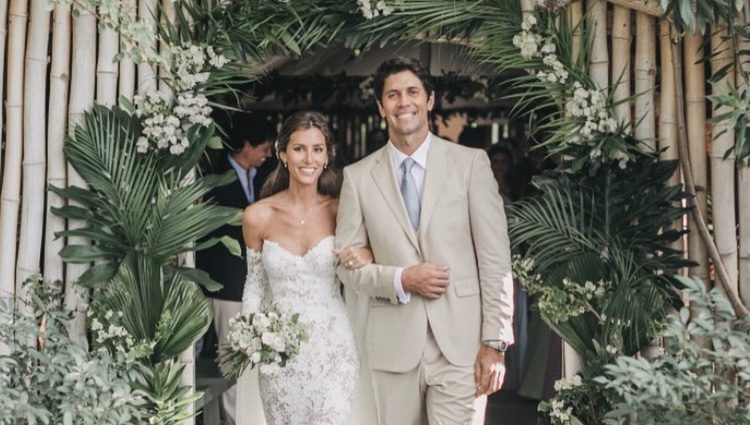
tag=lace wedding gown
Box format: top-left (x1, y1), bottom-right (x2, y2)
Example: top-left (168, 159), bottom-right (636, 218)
top-left (241, 235), bottom-right (360, 425)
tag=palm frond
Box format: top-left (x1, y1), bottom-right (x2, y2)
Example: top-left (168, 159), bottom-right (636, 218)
top-left (154, 271), bottom-right (213, 359)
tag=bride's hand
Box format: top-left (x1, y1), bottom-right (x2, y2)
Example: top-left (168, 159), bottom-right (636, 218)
top-left (334, 245), bottom-right (373, 270)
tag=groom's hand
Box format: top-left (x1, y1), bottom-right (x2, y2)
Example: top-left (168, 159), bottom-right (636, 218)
top-left (402, 263), bottom-right (450, 299)
top-left (474, 346), bottom-right (506, 396)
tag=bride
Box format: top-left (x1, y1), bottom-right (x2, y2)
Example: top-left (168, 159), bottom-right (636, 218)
top-left (238, 111), bottom-right (371, 424)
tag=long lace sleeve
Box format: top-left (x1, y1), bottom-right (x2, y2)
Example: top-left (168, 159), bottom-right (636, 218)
top-left (241, 248), bottom-right (268, 314)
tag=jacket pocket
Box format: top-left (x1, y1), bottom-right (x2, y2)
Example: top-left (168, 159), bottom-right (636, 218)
top-left (454, 277), bottom-right (480, 297)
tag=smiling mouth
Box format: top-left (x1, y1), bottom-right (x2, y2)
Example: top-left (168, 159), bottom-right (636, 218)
top-left (298, 167), bottom-right (317, 174)
top-left (396, 112), bottom-right (416, 120)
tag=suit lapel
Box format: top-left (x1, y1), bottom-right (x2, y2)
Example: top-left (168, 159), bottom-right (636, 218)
top-left (370, 147), bottom-right (421, 251)
top-left (419, 136), bottom-right (451, 237)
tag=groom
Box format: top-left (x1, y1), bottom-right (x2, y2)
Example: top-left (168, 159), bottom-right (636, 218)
top-left (336, 56), bottom-right (515, 424)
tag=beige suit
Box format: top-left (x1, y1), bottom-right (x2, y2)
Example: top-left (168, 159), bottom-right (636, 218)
top-left (336, 135), bottom-right (514, 424)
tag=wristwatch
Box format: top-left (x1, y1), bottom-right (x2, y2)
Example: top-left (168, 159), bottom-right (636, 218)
top-left (484, 340), bottom-right (510, 352)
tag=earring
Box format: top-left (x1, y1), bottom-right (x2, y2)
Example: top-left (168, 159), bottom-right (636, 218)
top-left (283, 162), bottom-right (288, 168)
top-left (323, 163), bottom-right (328, 169)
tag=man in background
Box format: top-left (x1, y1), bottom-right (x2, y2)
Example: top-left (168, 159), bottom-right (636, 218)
top-left (196, 114), bottom-right (275, 425)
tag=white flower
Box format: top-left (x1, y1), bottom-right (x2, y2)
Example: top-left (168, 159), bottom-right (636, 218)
top-left (253, 313), bottom-right (271, 333)
top-left (136, 137), bottom-right (150, 153)
top-left (262, 331), bottom-right (286, 353)
top-left (169, 143), bottom-right (185, 155)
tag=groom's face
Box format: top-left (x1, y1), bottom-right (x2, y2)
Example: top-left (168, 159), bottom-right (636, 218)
top-left (377, 70), bottom-right (435, 142)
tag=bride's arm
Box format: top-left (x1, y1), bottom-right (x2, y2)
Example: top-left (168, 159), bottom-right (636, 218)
top-left (241, 203), bottom-right (271, 313)
top-left (334, 245), bottom-right (373, 270)
top-left (242, 249), bottom-right (267, 313)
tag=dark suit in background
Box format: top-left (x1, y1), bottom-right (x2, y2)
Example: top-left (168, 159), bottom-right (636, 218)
top-left (196, 114), bottom-right (275, 425)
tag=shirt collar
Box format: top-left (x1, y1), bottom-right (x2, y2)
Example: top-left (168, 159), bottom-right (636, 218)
top-left (227, 154), bottom-right (244, 174)
top-left (388, 132), bottom-right (432, 170)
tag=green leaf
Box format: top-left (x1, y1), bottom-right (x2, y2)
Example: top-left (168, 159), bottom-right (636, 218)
top-left (76, 263), bottom-right (120, 288)
top-left (207, 136), bottom-right (224, 149)
top-left (219, 235), bottom-right (242, 257)
top-left (59, 245), bottom-right (109, 263)
top-left (169, 266), bottom-right (223, 292)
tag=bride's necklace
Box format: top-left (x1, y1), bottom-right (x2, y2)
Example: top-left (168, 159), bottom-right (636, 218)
top-left (290, 206), bottom-right (313, 226)
top-left (286, 193), bottom-right (319, 226)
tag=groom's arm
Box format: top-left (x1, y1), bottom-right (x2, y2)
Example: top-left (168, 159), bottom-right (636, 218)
top-left (468, 150), bottom-right (515, 344)
top-left (336, 166), bottom-right (401, 304)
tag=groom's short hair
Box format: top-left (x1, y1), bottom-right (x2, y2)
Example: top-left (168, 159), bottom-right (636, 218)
top-left (373, 56), bottom-right (435, 102)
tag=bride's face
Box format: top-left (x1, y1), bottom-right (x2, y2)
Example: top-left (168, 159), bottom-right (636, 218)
top-left (280, 127), bottom-right (329, 187)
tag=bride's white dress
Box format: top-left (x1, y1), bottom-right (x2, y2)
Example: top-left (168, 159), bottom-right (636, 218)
top-left (240, 235), bottom-right (359, 424)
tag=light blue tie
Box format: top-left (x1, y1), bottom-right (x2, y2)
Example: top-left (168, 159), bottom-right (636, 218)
top-left (400, 158), bottom-right (420, 230)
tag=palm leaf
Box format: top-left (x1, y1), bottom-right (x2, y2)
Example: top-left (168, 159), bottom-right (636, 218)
top-left (154, 271), bottom-right (213, 358)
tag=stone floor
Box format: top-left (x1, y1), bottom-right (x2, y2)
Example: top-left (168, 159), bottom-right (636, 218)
top-left (485, 390), bottom-right (539, 425)
top-left (197, 356), bottom-right (540, 425)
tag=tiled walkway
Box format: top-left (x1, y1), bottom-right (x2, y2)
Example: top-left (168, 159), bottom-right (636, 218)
top-left (485, 391), bottom-right (539, 425)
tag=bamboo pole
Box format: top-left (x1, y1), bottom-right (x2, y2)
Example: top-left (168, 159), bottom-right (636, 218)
top-left (738, 27), bottom-right (750, 306)
top-left (588, 0), bottom-right (609, 89)
top-left (138, 0), bottom-right (158, 94)
top-left (658, 20), bottom-right (678, 184)
top-left (562, 0), bottom-right (584, 367)
top-left (157, 2), bottom-right (196, 421)
top-left (671, 39), bottom-right (748, 318)
top-left (634, 12), bottom-right (656, 150)
top-left (96, 6), bottom-right (118, 106)
top-left (658, 20), bottom-right (684, 271)
top-left (607, 0), bottom-right (661, 16)
top-left (568, 1), bottom-right (584, 64)
top-left (16, 0), bottom-right (50, 304)
top-left (0, 0), bottom-right (29, 300)
top-left (611, 6), bottom-right (632, 130)
top-left (0, 0), bottom-right (9, 180)
top-left (66, 2), bottom-right (97, 345)
top-left (44, 3), bottom-right (71, 288)
top-left (118, 0), bottom-right (136, 102)
top-left (684, 32), bottom-right (709, 286)
top-left (710, 26), bottom-right (739, 296)
top-left (521, 0), bottom-right (534, 20)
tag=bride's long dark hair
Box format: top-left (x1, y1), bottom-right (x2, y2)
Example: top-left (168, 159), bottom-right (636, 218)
top-left (260, 111), bottom-right (342, 199)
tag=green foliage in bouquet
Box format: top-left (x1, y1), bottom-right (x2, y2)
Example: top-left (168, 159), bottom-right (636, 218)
top-left (596, 276), bottom-right (750, 425)
top-left (0, 275), bottom-right (145, 424)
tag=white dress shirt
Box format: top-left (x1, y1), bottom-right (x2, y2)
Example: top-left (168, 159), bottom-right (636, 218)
top-left (388, 133), bottom-right (432, 304)
top-left (228, 154), bottom-right (257, 203)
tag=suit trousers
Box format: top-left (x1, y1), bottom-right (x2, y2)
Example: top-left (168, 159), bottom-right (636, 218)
top-left (370, 328), bottom-right (487, 425)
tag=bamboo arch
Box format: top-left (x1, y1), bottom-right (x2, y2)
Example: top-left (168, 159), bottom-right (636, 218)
top-left (1, 0), bottom-right (749, 421)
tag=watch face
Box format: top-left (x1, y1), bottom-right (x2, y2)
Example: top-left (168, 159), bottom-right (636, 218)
top-left (487, 341), bottom-right (509, 351)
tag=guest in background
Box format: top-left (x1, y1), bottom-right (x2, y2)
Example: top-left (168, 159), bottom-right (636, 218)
top-left (487, 142), bottom-right (515, 203)
top-left (196, 113), bottom-right (275, 425)
top-left (365, 128), bottom-right (388, 155)
top-left (458, 124), bottom-right (491, 150)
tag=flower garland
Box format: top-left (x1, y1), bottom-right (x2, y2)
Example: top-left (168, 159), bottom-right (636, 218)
top-left (357, 0), bottom-right (394, 19)
top-left (511, 255), bottom-right (610, 323)
top-left (133, 44), bottom-right (227, 155)
top-left (512, 14), bottom-right (628, 169)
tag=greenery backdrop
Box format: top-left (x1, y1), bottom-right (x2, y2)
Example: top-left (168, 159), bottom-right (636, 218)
top-left (10, 0), bottom-right (748, 423)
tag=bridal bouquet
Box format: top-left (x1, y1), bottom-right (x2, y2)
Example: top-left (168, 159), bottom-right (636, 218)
top-left (218, 306), bottom-right (308, 378)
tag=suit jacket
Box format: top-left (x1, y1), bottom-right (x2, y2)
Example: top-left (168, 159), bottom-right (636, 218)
top-left (196, 155), bottom-right (265, 301)
top-left (335, 134), bottom-right (514, 373)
